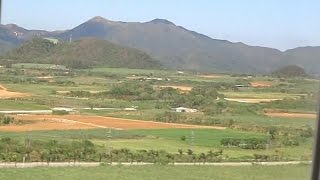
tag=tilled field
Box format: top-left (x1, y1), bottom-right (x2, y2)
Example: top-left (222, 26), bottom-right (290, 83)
top-left (0, 114), bottom-right (226, 132)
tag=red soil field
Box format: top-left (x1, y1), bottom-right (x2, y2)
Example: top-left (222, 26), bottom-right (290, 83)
top-left (0, 115), bottom-right (226, 132)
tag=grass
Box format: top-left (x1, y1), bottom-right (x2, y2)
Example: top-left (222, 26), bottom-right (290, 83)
top-left (0, 128), bottom-right (264, 145)
top-left (228, 114), bottom-right (315, 127)
top-left (87, 67), bottom-right (175, 76)
top-left (129, 129), bottom-right (265, 147)
top-left (3, 83), bottom-right (104, 96)
top-left (0, 128), bottom-right (275, 159)
top-left (0, 165), bottom-right (311, 180)
top-left (0, 99), bottom-right (50, 110)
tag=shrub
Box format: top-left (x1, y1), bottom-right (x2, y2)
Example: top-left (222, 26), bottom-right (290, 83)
top-left (52, 110), bottom-right (69, 115)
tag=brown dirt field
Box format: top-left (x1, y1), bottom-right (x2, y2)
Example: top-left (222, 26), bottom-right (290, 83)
top-left (250, 81), bottom-right (272, 87)
top-left (0, 115), bottom-right (226, 132)
top-left (198, 74), bottom-right (225, 79)
top-left (158, 85), bottom-right (193, 91)
top-left (0, 85), bottom-right (30, 99)
top-left (224, 98), bottom-right (281, 103)
top-left (265, 112), bottom-right (316, 119)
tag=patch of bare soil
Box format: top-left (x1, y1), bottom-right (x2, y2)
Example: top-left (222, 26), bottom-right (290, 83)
top-left (0, 85), bottom-right (30, 99)
top-left (0, 115), bottom-right (226, 132)
top-left (265, 112), bottom-right (316, 119)
top-left (250, 81), bottom-right (272, 87)
top-left (224, 98), bottom-right (281, 103)
top-left (158, 85), bottom-right (193, 91)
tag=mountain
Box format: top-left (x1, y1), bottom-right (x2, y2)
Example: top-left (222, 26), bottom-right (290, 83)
top-left (1, 38), bottom-right (162, 69)
top-left (56, 16), bottom-right (318, 73)
top-left (0, 16), bottom-right (319, 74)
top-left (283, 47), bottom-right (320, 75)
top-left (0, 24), bottom-right (59, 54)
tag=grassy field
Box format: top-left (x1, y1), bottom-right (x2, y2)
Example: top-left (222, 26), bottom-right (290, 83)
top-left (0, 66), bottom-right (317, 165)
top-left (0, 165), bottom-right (311, 180)
top-left (0, 128), bottom-right (310, 160)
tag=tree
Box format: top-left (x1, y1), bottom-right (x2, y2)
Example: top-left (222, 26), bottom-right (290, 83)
top-left (199, 153), bottom-right (207, 164)
top-left (178, 149), bottom-right (183, 156)
top-left (207, 150), bottom-right (214, 162)
top-left (187, 149), bottom-right (194, 162)
top-left (268, 127), bottom-right (277, 140)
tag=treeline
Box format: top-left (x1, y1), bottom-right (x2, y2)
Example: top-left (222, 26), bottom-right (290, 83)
top-left (155, 112), bottom-right (235, 127)
top-left (271, 65), bottom-right (309, 78)
top-left (0, 138), bottom-right (226, 164)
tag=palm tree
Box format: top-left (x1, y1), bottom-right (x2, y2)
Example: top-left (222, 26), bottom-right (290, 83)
top-left (207, 150), bottom-right (214, 162)
top-left (187, 149), bottom-right (193, 162)
top-left (166, 154), bottom-right (175, 165)
top-left (199, 153), bottom-right (206, 164)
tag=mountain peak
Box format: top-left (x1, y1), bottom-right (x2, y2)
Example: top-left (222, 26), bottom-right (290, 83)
top-left (148, 18), bottom-right (175, 26)
top-left (4, 24), bottom-right (27, 32)
top-left (88, 16), bottom-right (111, 23)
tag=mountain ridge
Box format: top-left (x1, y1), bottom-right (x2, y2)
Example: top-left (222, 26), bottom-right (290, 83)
top-left (0, 16), bottom-right (319, 74)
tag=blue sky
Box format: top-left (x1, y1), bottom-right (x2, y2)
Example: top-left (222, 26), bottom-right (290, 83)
top-left (2, 0), bottom-right (320, 50)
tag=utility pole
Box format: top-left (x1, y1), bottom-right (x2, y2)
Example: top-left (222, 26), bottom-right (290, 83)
top-left (69, 34), bottom-right (73, 44)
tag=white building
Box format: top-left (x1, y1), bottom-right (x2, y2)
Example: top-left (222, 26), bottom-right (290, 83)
top-left (172, 107), bottom-right (198, 113)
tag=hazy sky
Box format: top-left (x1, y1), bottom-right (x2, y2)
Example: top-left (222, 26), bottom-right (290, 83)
top-left (2, 0), bottom-right (319, 50)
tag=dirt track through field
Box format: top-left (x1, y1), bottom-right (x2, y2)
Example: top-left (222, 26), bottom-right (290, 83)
top-left (0, 115), bottom-right (226, 132)
top-left (250, 81), bottom-right (272, 87)
top-left (224, 98), bottom-right (281, 103)
top-left (265, 112), bottom-right (316, 119)
top-left (198, 74), bottom-right (225, 79)
top-left (0, 84), bottom-right (30, 99)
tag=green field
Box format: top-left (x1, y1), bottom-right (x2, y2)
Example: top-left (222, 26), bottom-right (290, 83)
top-left (0, 165), bottom-right (311, 180)
top-left (0, 66), bottom-right (318, 166)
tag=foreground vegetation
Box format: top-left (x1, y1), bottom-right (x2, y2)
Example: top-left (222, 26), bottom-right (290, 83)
top-left (0, 165), bottom-right (311, 180)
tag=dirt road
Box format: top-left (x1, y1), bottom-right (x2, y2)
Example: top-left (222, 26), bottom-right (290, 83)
top-left (265, 112), bottom-right (316, 119)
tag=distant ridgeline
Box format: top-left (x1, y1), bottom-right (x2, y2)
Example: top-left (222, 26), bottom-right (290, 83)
top-left (1, 17), bottom-right (319, 74)
top-left (0, 38), bottom-right (162, 69)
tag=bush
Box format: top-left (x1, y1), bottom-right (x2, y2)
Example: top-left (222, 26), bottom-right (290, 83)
top-left (52, 110), bottom-right (69, 115)
top-left (221, 138), bottom-right (267, 149)
top-left (0, 116), bottom-right (14, 125)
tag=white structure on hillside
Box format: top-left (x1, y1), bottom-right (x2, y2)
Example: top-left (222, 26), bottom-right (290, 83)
top-left (172, 107), bottom-right (198, 113)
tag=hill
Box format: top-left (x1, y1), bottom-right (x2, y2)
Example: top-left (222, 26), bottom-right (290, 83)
top-left (56, 16), bottom-right (285, 73)
top-left (1, 38), bottom-right (162, 69)
top-left (283, 47), bottom-right (320, 76)
top-left (0, 17), bottom-right (319, 74)
top-left (271, 65), bottom-right (309, 78)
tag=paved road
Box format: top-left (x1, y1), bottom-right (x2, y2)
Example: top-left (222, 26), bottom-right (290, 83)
top-left (0, 161), bottom-right (311, 168)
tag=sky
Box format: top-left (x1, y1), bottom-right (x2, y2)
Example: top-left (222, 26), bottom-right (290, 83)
top-left (2, 0), bottom-right (320, 50)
